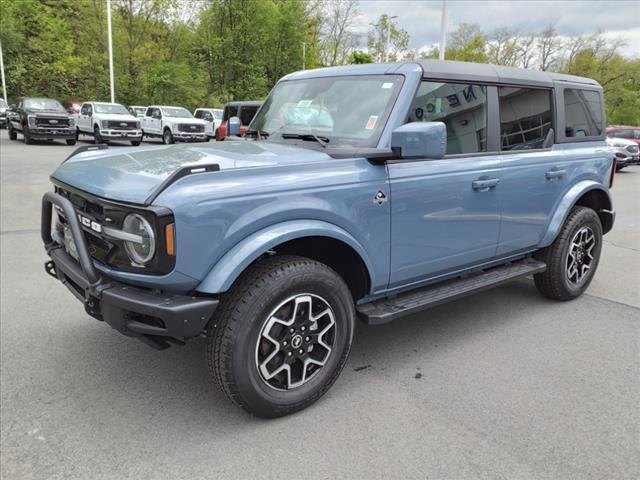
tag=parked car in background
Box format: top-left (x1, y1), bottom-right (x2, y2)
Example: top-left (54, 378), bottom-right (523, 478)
top-left (606, 136), bottom-right (639, 170)
top-left (141, 106), bottom-right (208, 144)
top-left (63, 100), bottom-right (83, 115)
top-left (607, 126), bottom-right (640, 147)
top-left (7, 97), bottom-right (76, 145)
top-left (128, 105), bottom-right (147, 118)
top-left (75, 102), bottom-right (142, 146)
top-left (42, 61), bottom-right (615, 418)
top-left (194, 107), bottom-right (223, 139)
top-left (215, 101), bottom-right (262, 141)
top-left (0, 98), bottom-right (7, 128)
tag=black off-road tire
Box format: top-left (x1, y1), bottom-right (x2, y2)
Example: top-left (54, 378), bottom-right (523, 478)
top-left (131, 140), bottom-right (141, 146)
top-left (66, 139), bottom-right (77, 146)
top-left (534, 206), bottom-right (602, 301)
top-left (8, 124), bottom-right (17, 140)
top-left (207, 255), bottom-right (355, 418)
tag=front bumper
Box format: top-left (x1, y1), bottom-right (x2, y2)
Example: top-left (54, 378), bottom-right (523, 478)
top-left (42, 191), bottom-right (218, 349)
top-left (173, 133), bottom-right (208, 142)
top-left (101, 129), bottom-right (142, 140)
top-left (0, 116), bottom-right (6, 126)
top-left (28, 127), bottom-right (76, 139)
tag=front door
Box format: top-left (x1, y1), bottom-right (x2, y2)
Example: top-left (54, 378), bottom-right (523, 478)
top-left (388, 81), bottom-right (502, 289)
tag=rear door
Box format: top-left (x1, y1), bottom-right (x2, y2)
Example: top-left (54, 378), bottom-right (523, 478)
top-left (494, 86), bottom-right (565, 254)
top-left (388, 81), bottom-right (503, 288)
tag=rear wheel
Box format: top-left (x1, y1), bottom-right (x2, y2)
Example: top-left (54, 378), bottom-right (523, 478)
top-left (534, 206), bottom-right (602, 301)
top-left (163, 129), bottom-right (174, 145)
top-left (207, 255), bottom-right (355, 418)
top-left (66, 139), bottom-right (76, 146)
top-left (8, 124), bottom-right (17, 140)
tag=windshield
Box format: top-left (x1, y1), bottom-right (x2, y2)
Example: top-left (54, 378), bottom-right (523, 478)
top-left (24, 98), bottom-right (65, 112)
top-left (162, 107), bottom-right (192, 118)
top-left (94, 103), bottom-right (129, 115)
top-left (250, 75), bottom-right (403, 147)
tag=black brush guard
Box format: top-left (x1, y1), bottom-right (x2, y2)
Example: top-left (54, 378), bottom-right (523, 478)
top-left (41, 191), bottom-right (218, 349)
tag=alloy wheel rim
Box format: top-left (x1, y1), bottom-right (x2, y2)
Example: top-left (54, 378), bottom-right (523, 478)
top-left (255, 293), bottom-right (337, 391)
top-left (566, 226), bottom-right (596, 285)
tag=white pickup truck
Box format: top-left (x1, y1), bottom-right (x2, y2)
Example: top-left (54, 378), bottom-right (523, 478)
top-left (75, 102), bottom-right (142, 146)
top-left (141, 106), bottom-right (208, 144)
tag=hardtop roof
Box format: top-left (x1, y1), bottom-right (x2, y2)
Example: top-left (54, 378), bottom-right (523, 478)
top-left (224, 101), bottom-right (263, 107)
top-left (281, 60), bottom-right (601, 89)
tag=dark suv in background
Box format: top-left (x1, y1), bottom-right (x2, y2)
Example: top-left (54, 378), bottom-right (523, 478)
top-left (214, 100), bottom-right (262, 141)
top-left (7, 97), bottom-right (76, 145)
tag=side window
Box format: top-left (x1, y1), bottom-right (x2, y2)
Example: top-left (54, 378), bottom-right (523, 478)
top-left (81, 104), bottom-right (89, 115)
top-left (223, 106), bottom-right (238, 122)
top-left (203, 111), bottom-right (213, 122)
top-left (634, 130), bottom-right (640, 140)
top-left (86, 104), bottom-right (93, 116)
top-left (145, 107), bottom-right (153, 117)
top-left (152, 108), bottom-right (162, 119)
top-left (194, 110), bottom-right (202, 119)
top-left (499, 87), bottom-right (552, 150)
top-left (611, 129), bottom-right (632, 139)
top-left (408, 81), bottom-right (487, 154)
top-left (239, 106), bottom-right (258, 126)
top-left (563, 88), bottom-right (603, 138)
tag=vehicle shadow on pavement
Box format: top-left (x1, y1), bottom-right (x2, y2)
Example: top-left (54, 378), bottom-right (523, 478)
top-left (64, 278), bottom-right (546, 425)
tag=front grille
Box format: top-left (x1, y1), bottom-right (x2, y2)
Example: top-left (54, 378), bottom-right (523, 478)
top-left (626, 144), bottom-right (639, 154)
top-left (177, 123), bottom-right (204, 133)
top-left (36, 117), bottom-right (70, 127)
top-left (106, 120), bottom-right (138, 130)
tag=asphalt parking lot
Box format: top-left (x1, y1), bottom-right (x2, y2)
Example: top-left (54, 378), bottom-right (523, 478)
top-left (1, 135), bottom-right (638, 480)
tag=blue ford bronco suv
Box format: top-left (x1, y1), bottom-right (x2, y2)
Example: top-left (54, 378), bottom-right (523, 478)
top-left (42, 61), bottom-right (615, 417)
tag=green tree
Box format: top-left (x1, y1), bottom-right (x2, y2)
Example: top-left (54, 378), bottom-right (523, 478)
top-left (445, 23), bottom-right (487, 63)
top-left (349, 50), bottom-right (374, 64)
top-left (367, 14), bottom-right (409, 62)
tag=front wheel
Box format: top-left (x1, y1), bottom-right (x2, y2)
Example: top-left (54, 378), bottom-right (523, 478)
top-left (8, 124), bottom-right (17, 140)
top-left (66, 139), bottom-right (76, 146)
top-left (207, 255), bottom-right (355, 418)
top-left (534, 206), bottom-right (603, 301)
top-left (163, 129), bottom-right (174, 144)
top-left (23, 127), bottom-right (33, 145)
top-left (93, 126), bottom-right (103, 144)
top-left (131, 139), bottom-right (141, 146)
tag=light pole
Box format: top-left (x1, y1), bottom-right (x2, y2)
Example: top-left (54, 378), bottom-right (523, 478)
top-left (439, 0), bottom-right (447, 60)
top-left (107, 0), bottom-right (115, 102)
top-left (302, 42), bottom-right (306, 70)
top-left (0, 39), bottom-right (7, 102)
top-left (385, 15), bottom-right (398, 62)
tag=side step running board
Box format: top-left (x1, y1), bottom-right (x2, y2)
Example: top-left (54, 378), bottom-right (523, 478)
top-left (357, 258), bottom-right (546, 325)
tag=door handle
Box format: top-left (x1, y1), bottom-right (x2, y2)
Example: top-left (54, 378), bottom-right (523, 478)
top-left (472, 178), bottom-right (500, 192)
top-left (545, 169), bottom-right (566, 180)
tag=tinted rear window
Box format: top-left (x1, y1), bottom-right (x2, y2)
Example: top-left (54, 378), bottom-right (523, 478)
top-left (564, 89), bottom-right (603, 138)
top-left (499, 87), bottom-right (553, 150)
top-left (239, 106), bottom-right (259, 126)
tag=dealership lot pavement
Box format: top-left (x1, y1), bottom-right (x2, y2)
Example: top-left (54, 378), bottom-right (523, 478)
top-left (1, 135), bottom-right (638, 480)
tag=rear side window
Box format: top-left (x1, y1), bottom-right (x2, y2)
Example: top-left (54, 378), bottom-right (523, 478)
top-left (239, 106), bottom-right (258, 126)
top-left (408, 81), bottom-right (488, 154)
top-left (499, 87), bottom-right (552, 150)
top-left (223, 106), bottom-right (238, 121)
top-left (563, 88), bottom-right (603, 138)
top-left (194, 110), bottom-right (202, 119)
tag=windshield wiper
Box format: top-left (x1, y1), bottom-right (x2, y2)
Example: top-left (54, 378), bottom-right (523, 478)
top-left (280, 133), bottom-right (329, 148)
top-left (244, 129), bottom-right (270, 140)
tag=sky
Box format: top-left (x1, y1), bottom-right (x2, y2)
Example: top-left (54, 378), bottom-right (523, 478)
top-left (354, 0), bottom-right (640, 58)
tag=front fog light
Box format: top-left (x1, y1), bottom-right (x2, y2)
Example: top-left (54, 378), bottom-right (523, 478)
top-left (122, 213), bottom-right (156, 265)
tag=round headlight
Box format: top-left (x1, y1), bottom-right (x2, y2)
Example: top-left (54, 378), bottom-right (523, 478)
top-left (122, 214), bottom-right (155, 265)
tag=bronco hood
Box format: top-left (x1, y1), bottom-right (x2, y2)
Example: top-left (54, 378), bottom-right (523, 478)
top-left (51, 141), bottom-right (333, 204)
